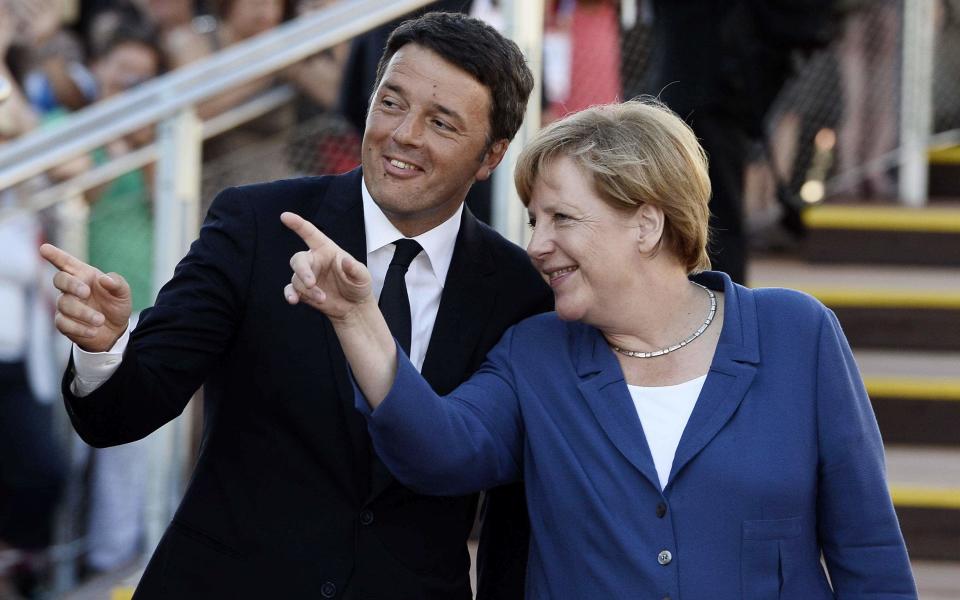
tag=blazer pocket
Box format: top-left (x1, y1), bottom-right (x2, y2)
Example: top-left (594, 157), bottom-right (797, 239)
top-left (741, 517), bottom-right (802, 600)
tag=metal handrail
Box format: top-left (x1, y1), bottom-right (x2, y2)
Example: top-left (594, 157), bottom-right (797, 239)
top-left (0, 85), bottom-right (296, 222)
top-left (0, 0), bottom-right (434, 191)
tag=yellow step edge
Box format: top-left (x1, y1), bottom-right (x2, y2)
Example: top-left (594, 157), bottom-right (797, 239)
top-left (865, 377), bottom-right (960, 401)
top-left (111, 587), bottom-right (135, 600)
top-left (890, 485), bottom-right (960, 509)
top-left (783, 287), bottom-right (960, 310)
top-left (803, 205), bottom-right (960, 233)
top-left (929, 145), bottom-right (960, 165)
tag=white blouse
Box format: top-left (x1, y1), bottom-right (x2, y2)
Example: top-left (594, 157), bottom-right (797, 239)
top-left (627, 375), bottom-right (707, 490)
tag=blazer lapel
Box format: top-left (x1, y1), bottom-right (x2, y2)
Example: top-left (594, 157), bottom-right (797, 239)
top-left (576, 324), bottom-right (662, 491)
top-left (667, 272), bottom-right (760, 488)
top-left (368, 208), bottom-right (497, 500)
top-left (309, 169), bottom-right (374, 496)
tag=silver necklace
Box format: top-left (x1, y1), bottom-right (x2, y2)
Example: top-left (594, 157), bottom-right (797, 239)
top-left (608, 282), bottom-right (717, 359)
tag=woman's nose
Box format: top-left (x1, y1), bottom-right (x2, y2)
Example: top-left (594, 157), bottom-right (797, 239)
top-left (526, 225), bottom-right (552, 261)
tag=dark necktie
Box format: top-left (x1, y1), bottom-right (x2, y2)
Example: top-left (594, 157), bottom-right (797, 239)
top-left (379, 239), bottom-right (423, 357)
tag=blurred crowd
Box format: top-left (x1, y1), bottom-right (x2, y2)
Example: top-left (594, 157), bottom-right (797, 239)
top-left (1, 0), bottom-right (959, 597)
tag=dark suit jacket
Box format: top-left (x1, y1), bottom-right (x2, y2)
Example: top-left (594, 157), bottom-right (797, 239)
top-left (63, 169), bottom-right (551, 599)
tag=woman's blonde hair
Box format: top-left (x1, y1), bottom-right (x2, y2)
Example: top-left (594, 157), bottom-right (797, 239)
top-left (515, 98), bottom-right (712, 273)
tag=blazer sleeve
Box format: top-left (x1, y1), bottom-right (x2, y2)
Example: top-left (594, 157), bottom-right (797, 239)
top-left (355, 328), bottom-right (525, 496)
top-left (63, 186), bottom-right (256, 447)
top-left (814, 309), bottom-right (918, 598)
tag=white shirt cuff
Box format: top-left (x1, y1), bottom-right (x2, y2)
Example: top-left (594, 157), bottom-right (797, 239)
top-left (70, 323), bottom-right (131, 397)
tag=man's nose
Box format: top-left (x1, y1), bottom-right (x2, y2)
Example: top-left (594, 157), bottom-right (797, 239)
top-left (392, 114), bottom-right (424, 147)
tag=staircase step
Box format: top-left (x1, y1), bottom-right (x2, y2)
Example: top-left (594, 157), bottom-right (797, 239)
top-left (911, 560), bottom-right (960, 600)
top-left (857, 351), bottom-right (960, 446)
top-left (749, 259), bottom-right (960, 351)
top-left (929, 145), bottom-right (960, 197)
top-left (800, 203), bottom-right (960, 267)
top-left (886, 447), bottom-right (960, 562)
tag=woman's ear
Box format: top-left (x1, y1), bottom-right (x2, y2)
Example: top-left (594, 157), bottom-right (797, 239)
top-left (635, 203), bottom-right (665, 252)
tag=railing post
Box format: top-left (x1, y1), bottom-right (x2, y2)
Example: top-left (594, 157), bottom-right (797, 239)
top-left (493, 0), bottom-right (544, 245)
top-left (144, 107), bottom-right (202, 550)
top-left (49, 193), bottom-right (89, 595)
top-left (899, 0), bottom-right (935, 206)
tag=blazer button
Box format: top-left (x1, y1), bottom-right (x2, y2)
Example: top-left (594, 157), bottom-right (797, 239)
top-left (657, 550), bottom-right (673, 566)
top-left (656, 502), bottom-right (667, 518)
top-left (359, 510), bottom-right (374, 526)
top-left (320, 581), bottom-right (337, 598)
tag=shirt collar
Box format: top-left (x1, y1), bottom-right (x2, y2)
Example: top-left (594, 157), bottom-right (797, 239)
top-left (361, 178), bottom-right (463, 286)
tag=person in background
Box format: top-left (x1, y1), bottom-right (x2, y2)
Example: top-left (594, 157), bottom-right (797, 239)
top-left (78, 20), bottom-right (165, 577)
top-left (631, 0), bottom-right (835, 283)
top-left (0, 52), bottom-right (65, 595)
top-left (284, 0), bottom-right (360, 177)
top-left (285, 99), bottom-right (918, 599)
top-left (834, 0), bottom-right (899, 199)
top-left (544, 0), bottom-right (622, 121)
top-left (41, 12), bottom-right (550, 598)
top-left (165, 0), bottom-right (292, 120)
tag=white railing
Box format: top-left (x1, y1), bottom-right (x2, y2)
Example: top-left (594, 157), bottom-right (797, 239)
top-left (898, 0), bottom-right (937, 206)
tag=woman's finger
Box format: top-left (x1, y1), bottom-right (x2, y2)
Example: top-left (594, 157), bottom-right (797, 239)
top-left (290, 250), bottom-right (317, 287)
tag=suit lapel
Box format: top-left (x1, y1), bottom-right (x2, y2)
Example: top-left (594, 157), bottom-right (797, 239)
top-left (308, 169), bottom-right (375, 496)
top-left (576, 324), bottom-right (662, 491)
top-left (313, 168), bottom-right (366, 263)
top-left (368, 208), bottom-right (497, 500)
top-left (667, 272), bottom-right (759, 488)
top-left (420, 209), bottom-right (496, 393)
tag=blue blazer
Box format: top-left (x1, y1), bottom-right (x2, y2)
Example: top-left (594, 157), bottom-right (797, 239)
top-left (358, 271), bottom-right (917, 599)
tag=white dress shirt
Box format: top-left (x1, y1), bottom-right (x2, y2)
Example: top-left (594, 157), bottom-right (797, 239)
top-left (361, 179), bottom-right (461, 371)
top-left (71, 178), bottom-right (463, 395)
top-left (627, 374), bottom-right (707, 491)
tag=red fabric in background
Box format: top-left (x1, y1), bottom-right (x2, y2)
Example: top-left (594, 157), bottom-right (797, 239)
top-left (561, 1), bottom-right (622, 115)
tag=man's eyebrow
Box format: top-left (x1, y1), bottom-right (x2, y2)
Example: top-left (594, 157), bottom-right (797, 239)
top-left (380, 81), bottom-right (467, 129)
top-left (381, 82), bottom-right (406, 97)
top-left (431, 102), bottom-right (466, 129)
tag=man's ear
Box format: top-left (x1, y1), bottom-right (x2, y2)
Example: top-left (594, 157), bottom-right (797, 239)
top-left (635, 203), bottom-right (665, 252)
top-left (474, 139), bottom-right (510, 182)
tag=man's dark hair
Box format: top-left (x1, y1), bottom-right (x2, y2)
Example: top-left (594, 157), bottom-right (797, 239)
top-left (372, 11), bottom-right (534, 144)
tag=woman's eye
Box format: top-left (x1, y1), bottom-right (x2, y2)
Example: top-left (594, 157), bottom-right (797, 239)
top-left (526, 218), bottom-right (536, 229)
top-left (555, 213), bottom-right (571, 222)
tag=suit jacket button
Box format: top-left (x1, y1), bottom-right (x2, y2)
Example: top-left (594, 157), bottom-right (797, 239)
top-left (656, 502), bottom-right (667, 518)
top-left (657, 550), bottom-right (673, 565)
top-left (359, 510), bottom-right (374, 526)
top-left (320, 581), bottom-right (337, 598)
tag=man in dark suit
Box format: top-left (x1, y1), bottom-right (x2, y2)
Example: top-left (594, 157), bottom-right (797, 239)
top-left (337, 1), bottom-right (498, 224)
top-left (40, 12), bottom-right (550, 599)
